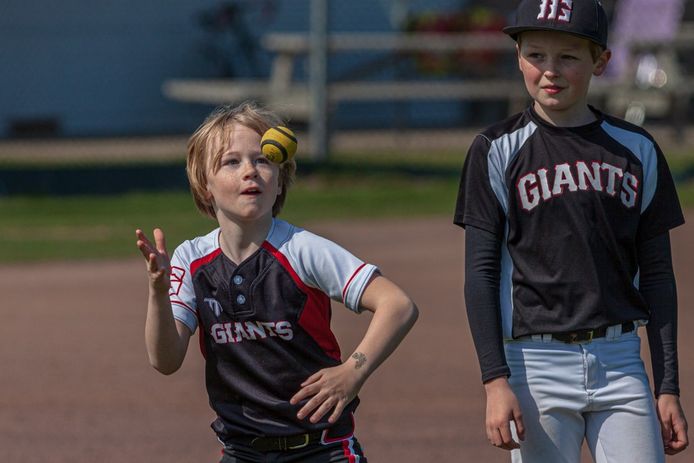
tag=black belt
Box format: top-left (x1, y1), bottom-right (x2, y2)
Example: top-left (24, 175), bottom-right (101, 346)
top-left (551, 322), bottom-right (635, 344)
top-left (239, 431), bottom-right (324, 452)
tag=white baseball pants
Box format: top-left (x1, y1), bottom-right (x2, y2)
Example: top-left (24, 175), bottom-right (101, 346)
top-left (504, 327), bottom-right (664, 463)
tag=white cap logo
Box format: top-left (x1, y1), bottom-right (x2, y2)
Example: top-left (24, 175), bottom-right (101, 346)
top-left (537, 0), bottom-right (573, 22)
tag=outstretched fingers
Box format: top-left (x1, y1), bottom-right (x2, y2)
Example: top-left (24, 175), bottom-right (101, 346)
top-left (135, 229), bottom-right (155, 260)
top-left (153, 228), bottom-right (168, 256)
top-left (136, 229), bottom-right (169, 265)
top-left (135, 228), bottom-right (172, 291)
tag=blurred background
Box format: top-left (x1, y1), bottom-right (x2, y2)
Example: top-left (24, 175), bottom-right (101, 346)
top-left (2, 0), bottom-right (522, 138)
top-left (2, 2), bottom-right (694, 462)
top-left (1, 0), bottom-right (693, 138)
top-left (1, 0), bottom-right (694, 311)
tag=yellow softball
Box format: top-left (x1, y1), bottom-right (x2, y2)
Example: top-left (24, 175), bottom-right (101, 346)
top-left (260, 126), bottom-right (297, 164)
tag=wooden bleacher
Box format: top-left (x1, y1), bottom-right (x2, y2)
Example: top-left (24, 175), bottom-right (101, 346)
top-left (162, 30), bottom-right (694, 131)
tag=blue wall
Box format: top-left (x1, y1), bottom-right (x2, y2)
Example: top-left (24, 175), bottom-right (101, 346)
top-left (0, 0), bottom-right (471, 138)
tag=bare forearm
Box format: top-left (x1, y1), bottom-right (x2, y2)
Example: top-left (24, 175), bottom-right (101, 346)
top-left (351, 295), bottom-right (418, 380)
top-left (136, 228), bottom-right (189, 374)
top-left (289, 277), bottom-right (417, 424)
top-left (145, 288), bottom-right (188, 374)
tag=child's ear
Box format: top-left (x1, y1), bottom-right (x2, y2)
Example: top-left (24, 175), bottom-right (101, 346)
top-left (593, 49), bottom-right (612, 76)
top-left (204, 183), bottom-right (214, 201)
top-left (516, 43), bottom-right (523, 72)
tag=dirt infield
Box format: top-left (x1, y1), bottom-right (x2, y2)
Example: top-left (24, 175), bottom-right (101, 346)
top-left (1, 216), bottom-right (691, 462)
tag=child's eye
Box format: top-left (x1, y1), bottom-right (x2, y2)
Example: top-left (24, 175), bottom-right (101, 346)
top-left (562, 55), bottom-right (577, 60)
top-left (527, 53), bottom-right (543, 59)
top-left (222, 158), bottom-right (240, 166)
top-left (254, 157), bottom-right (270, 165)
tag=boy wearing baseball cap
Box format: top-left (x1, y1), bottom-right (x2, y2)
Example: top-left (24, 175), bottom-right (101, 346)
top-left (455, 1), bottom-right (689, 461)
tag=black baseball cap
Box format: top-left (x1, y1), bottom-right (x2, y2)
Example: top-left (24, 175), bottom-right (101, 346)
top-left (503, 0), bottom-right (608, 49)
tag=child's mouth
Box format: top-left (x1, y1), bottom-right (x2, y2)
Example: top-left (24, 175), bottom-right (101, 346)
top-left (543, 86), bottom-right (564, 95)
top-left (241, 188), bottom-right (262, 195)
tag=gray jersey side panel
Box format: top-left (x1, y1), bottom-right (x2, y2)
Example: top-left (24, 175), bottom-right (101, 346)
top-left (487, 121), bottom-right (538, 339)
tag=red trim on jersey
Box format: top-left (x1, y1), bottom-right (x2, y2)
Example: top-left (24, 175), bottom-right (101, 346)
top-left (261, 241), bottom-right (341, 361)
top-left (341, 263), bottom-right (367, 303)
top-left (190, 247), bottom-right (223, 276)
top-left (341, 439), bottom-right (358, 462)
top-left (171, 300), bottom-right (196, 317)
top-left (321, 412), bottom-right (356, 444)
top-left (189, 248), bottom-right (222, 359)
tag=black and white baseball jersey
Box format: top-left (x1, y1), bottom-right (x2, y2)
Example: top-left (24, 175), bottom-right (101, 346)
top-left (168, 218), bottom-right (378, 441)
top-left (455, 105), bottom-right (684, 340)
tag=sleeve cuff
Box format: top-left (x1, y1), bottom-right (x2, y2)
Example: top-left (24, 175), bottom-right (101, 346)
top-left (481, 366), bottom-right (511, 384)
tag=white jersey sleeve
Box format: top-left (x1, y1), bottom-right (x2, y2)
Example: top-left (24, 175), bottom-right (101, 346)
top-left (268, 219), bottom-right (379, 312)
top-left (168, 228), bottom-right (221, 333)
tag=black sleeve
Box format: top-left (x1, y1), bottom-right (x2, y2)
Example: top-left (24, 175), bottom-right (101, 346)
top-left (464, 224), bottom-right (510, 383)
top-left (454, 135), bottom-right (505, 235)
top-left (638, 231), bottom-right (680, 396)
top-left (637, 143), bottom-right (684, 240)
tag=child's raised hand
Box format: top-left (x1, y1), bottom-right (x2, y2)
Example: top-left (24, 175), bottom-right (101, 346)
top-left (289, 362), bottom-right (367, 425)
top-left (135, 228), bottom-right (171, 292)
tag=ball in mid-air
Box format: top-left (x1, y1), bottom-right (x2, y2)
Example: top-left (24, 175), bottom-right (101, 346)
top-left (261, 126), bottom-right (297, 163)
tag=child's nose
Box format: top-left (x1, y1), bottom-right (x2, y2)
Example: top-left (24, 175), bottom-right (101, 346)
top-left (543, 59), bottom-right (560, 77)
top-left (242, 160), bottom-right (258, 178)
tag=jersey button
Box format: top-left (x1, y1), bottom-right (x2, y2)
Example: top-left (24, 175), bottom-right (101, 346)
top-left (236, 294), bottom-right (246, 304)
top-left (233, 275), bottom-right (244, 285)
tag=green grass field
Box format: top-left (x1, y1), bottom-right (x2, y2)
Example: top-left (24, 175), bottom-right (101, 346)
top-left (0, 179), bottom-right (459, 262)
top-left (1, 149), bottom-right (693, 263)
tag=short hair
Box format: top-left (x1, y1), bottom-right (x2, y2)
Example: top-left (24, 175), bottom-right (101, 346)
top-left (587, 42), bottom-right (606, 62)
top-left (186, 102), bottom-right (296, 219)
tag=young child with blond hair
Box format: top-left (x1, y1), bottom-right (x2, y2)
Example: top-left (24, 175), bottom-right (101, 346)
top-left (137, 102), bottom-right (418, 462)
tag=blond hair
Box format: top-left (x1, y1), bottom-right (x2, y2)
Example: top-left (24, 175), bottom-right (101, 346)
top-left (186, 102), bottom-right (296, 219)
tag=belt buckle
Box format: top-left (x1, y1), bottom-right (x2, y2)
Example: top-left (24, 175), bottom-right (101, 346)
top-left (286, 433), bottom-right (310, 450)
top-left (568, 330), bottom-right (593, 344)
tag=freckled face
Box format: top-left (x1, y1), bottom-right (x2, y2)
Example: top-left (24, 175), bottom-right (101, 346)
top-left (205, 124), bottom-right (281, 224)
top-left (517, 31), bottom-right (609, 123)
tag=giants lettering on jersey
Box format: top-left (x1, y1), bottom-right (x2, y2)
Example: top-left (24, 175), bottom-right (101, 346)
top-left (211, 320), bottom-right (294, 344)
top-left (517, 161), bottom-right (638, 211)
top-left (538, 0), bottom-right (573, 22)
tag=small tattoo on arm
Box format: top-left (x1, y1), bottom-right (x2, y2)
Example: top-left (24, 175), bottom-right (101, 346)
top-left (351, 352), bottom-right (366, 369)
